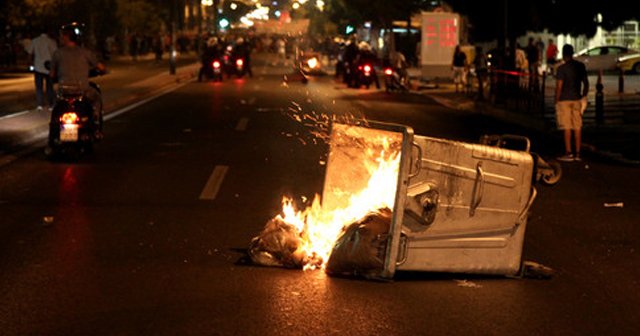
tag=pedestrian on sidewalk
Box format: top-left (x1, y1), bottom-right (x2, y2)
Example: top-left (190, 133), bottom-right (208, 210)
top-left (451, 45), bottom-right (467, 93)
top-left (26, 28), bottom-right (57, 111)
top-left (555, 44), bottom-right (589, 162)
top-left (473, 46), bottom-right (488, 100)
top-left (546, 39), bottom-right (558, 75)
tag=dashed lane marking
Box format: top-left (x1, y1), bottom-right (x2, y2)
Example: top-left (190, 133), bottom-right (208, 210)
top-left (199, 165), bottom-right (229, 200)
top-left (235, 117), bottom-right (249, 131)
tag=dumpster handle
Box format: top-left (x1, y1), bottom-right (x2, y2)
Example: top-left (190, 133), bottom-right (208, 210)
top-left (396, 231), bottom-right (409, 266)
top-left (518, 186), bottom-right (537, 225)
top-left (470, 161), bottom-right (485, 217)
top-left (408, 142), bottom-right (422, 179)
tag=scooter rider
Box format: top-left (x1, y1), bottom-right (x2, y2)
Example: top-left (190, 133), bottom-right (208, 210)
top-left (234, 37), bottom-right (253, 77)
top-left (391, 50), bottom-right (409, 87)
top-left (355, 41), bottom-right (380, 89)
top-left (50, 22), bottom-right (106, 137)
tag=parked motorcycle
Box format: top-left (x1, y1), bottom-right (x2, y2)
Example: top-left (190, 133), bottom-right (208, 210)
top-left (45, 70), bottom-right (104, 160)
top-left (480, 134), bottom-right (562, 186)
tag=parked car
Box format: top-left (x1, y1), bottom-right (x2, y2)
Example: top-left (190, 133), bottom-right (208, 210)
top-left (616, 53), bottom-right (640, 74)
top-left (573, 45), bottom-right (637, 72)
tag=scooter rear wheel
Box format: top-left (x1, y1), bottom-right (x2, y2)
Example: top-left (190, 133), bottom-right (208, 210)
top-left (541, 160), bottom-right (562, 185)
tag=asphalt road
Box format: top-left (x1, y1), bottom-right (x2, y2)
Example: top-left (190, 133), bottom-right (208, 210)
top-left (0, 56), bottom-right (638, 335)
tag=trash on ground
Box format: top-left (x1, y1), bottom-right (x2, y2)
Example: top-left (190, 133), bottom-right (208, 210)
top-left (325, 208), bottom-right (391, 279)
top-left (248, 217), bottom-right (306, 268)
top-left (249, 207), bottom-right (392, 278)
top-left (455, 280), bottom-right (482, 288)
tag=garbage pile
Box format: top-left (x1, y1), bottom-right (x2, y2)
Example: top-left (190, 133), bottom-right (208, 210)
top-left (249, 208), bottom-right (392, 278)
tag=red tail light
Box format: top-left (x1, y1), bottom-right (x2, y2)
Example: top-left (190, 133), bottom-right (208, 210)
top-left (60, 112), bottom-right (79, 125)
top-left (363, 65), bottom-right (372, 73)
top-left (236, 59), bottom-right (244, 67)
top-left (213, 61), bottom-right (221, 68)
top-left (384, 68), bottom-right (393, 75)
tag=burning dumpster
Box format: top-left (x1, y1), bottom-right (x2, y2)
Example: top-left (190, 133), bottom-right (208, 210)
top-left (250, 120), bottom-right (539, 279)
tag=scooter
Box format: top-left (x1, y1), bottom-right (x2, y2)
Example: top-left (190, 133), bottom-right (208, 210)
top-left (198, 57), bottom-right (224, 82)
top-left (233, 57), bottom-right (246, 78)
top-left (45, 70), bottom-right (104, 160)
top-left (479, 134), bottom-right (562, 186)
top-left (384, 67), bottom-right (409, 93)
top-left (354, 63), bottom-right (376, 89)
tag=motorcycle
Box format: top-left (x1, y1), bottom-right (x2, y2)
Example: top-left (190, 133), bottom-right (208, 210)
top-left (198, 57), bottom-right (224, 82)
top-left (45, 69), bottom-right (104, 160)
top-left (233, 57), bottom-right (246, 78)
top-left (383, 67), bottom-right (409, 93)
top-left (354, 63), bottom-right (377, 89)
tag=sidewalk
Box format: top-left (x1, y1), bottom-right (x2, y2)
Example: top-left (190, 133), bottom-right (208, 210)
top-left (407, 68), bottom-right (640, 165)
top-left (0, 54), bottom-right (199, 157)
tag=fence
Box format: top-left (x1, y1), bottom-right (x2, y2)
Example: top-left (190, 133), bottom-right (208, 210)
top-left (481, 69), bottom-right (640, 128)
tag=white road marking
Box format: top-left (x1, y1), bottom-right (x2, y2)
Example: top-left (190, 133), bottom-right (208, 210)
top-left (0, 110), bottom-right (32, 121)
top-left (235, 117), bottom-right (249, 131)
top-left (199, 165), bottom-right (229, 200)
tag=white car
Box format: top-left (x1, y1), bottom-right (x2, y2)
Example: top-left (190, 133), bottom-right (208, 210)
top-left (573, 45), bottom-right (638, 72)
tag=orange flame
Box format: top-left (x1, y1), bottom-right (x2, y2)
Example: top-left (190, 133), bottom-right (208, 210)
top-left (274, 140), bottom-right (400, 270)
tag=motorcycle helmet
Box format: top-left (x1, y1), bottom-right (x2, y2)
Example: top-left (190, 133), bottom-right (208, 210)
top-left (60, 22), bottom-right (85, 44)
top-left (207, 37), bottom-right (218, 47)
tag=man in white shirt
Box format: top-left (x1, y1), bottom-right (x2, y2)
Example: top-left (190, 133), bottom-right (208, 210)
top-left (26, 30), bottom-right (57, 111)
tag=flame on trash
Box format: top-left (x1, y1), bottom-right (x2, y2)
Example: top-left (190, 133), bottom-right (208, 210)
top-left (274, 136), bottom-right (400, 270)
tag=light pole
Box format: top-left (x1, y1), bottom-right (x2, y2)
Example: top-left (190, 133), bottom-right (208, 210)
top-left (170, 0), bottom-right (178, 75)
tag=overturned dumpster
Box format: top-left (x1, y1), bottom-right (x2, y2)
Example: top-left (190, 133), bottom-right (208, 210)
top-left (250, 120), bottom-right (539, 279)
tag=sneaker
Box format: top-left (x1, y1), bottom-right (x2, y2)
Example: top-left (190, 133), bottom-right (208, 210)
top-left (36, 106), bottom-right (43, 111)
top-left (574, 154), bottom-right (582, 162)
top-left (47, 106), bottom-right (53, 112)
top-left (557, 153), bottom-right (575, 162)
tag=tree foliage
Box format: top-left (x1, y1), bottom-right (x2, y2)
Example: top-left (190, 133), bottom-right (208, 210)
top-left (447, 0), bottom-right (639, 41)
top-left (322, 0), bottom-right (638, 41)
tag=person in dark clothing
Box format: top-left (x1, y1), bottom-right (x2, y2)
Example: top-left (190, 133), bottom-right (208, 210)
top-left (555, 44), bottom-right (589, 162)
top-left (354, 41), bottom-right (380, 89)
top-left (526, 37), bottom-right (540, 87)
top-left (452, 45), bottom-right (467, 92)
top-left (473, 46), bottom-right (488, 100)
top-left (342, 38), bottom-right (359, 86)
top-left (234, 37), bottom-right (252, 77)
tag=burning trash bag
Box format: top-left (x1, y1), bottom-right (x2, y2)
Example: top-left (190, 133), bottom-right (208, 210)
top-left (248, 217), bottom-right (306, 268)
top-left (248, 207), bottom-right (393, 278)
top-left (325, 208), bottom-right (391, 278)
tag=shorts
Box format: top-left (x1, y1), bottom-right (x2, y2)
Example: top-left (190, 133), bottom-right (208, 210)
top-left (452, 67), bottom-right (466, 84)
top-left (555, 100), bottom-right (583, 130)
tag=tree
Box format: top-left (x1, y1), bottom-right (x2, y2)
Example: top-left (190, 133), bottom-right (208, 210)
top-left (447, 0), bottom-right (639, 42)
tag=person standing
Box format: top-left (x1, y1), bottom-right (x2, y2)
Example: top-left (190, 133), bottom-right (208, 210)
top-left (546, 39), bottom-right (558, 74)
top-left (555, 44), bottom-right (589, 162)
top-left (451, 45), bottom-right (467, 93)
top-left (26, 29), bottom-right (57, 111)
top-left (473, 46), bottom-right (488, 100)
